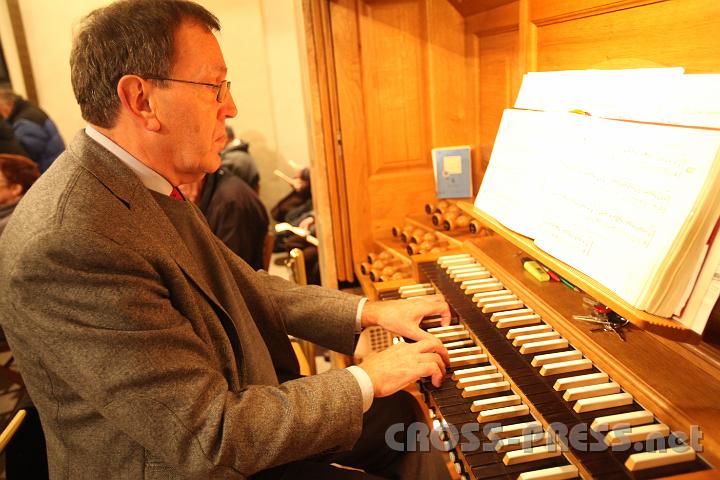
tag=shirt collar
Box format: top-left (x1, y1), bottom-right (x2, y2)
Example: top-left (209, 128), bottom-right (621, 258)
top-left (85, 125), bottom-right (173, 195)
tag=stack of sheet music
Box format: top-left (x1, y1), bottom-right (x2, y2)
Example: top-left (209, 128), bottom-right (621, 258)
top-left (474, 68), bottom-right (720, 334)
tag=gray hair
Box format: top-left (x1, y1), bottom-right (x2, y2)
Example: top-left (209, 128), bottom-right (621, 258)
top-left (70, 0), bottom-right (220, 128)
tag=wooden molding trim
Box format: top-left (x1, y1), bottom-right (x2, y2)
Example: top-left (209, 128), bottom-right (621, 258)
top-left (6, 0), bottom-right (36, 102)
top-left (531, 0), bottom-right (668, 27)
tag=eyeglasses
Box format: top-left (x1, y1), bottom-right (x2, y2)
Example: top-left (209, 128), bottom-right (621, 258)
top-left (145, 77), bottom-right (231, 103)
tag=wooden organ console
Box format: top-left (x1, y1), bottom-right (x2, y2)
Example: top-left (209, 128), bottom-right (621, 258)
top-left (357, 205), bottom-right (720, 479)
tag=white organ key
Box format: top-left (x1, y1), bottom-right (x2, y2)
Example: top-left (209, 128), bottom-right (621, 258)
top-left (604, 423), bottom-right (670, 446)
top-left (507, 324), bottom-right (552, 340)
top-left (443, 339), bottom-right (475, 349)
top-left (553, 372), bottom-right (609, 391)
top-left (496, 314), bottom-right (542, 329)
top-left (434, 330), bottom-right (470, 342)
top-left (473, 289), bottom-right (512, 301)
top-left (483, 299), bottom-right (524, 313)
top-left (494, 432), bottom-right (551, 453)
top-left (503, 444), bottom-right (561, 466)
top-left (563, 382), bottom-right (620, 402)
top-left (470, 394), bottom-right (521, 413)
top-left (520, 338), bottom-right (569, 354)
top-left (398, 283), bottom-right (431, 293)
top-left (465, 282), bottom-right (504, 294)
top-left (531, 350), bottom-right (582, 367)
top-left (475, 294), bottom-right (518, 308)
top-left (427, 325), bottom-right (465, 334)
top-left (490, 308), bottom-right (534, 322)
top-left (517, 465), bottom-right (579, 480)
top-left (462, 381), bottom-right (510, 398)
top-left (447, 264), bottom-right (484, 275)
top-left (449, 353), bottom-right (487, 368)
top-left (439, 257), bottom-right (474, 268)
top-left (438, 253), bottom-right (472, 264)
top-left (447, 346), bottom-right (482, 358)
top-left (512, 331), bottom-right (561, 347)
top-left (573, 392), bottom-right (633, 413)
top-left (625, 445), bottom-right (696, 471)
top-left (539, 358), bottom-right (593, 377)
top-left (591, 410), bottom-right (654, 432)
top-left (451, 365), bottom-right (497, 381)
top-left (456, 372), bottom-right (504, 389)
top-left (400, 287), bottom-right (435, 298)
top-left (461, 278), bottom-right (499, 290)
top-left (477, 404), bottom-right (529, 423)
top-left (454, 270), bottom-right (492, 282)
top-left (487, 421), bottom-right (543, 441)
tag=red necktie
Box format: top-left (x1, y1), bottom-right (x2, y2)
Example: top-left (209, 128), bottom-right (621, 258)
top-left (170, 186), bottom-right (184, 201)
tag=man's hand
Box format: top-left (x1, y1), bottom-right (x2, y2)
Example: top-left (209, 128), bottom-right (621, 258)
top-left (361, 294), bottom-right (452, 343)
top-left (359, 338), bottom-right (448, 397)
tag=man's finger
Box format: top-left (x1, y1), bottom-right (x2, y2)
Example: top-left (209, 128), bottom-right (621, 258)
top-left (414, 337), bottom-right (450, 366)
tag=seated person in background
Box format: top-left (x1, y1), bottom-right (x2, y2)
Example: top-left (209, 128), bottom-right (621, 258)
top-left (0, 154), bottom-right (40, 235)
top-left (0, 3), bottom-right (452, 477)
top-left (271, 166), bottom-right (311, 223)
top-left (179, 166), bottom-right (269, 270)
top-left (0, 120), bottom-right (29, 157)
top-left (220, 124), bottom-right (260, 192)
top-left (0, 90), bottom-right (65, 172)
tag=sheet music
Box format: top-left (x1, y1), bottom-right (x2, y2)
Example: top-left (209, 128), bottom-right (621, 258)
top-left (515, 69), bottom-right (720, 128)
top-left (475, 108), bottom-right (720, 313)
top-left (535, 115), bottom-right (720, 310)
top-left (474, 110), bottom-right (567, 239)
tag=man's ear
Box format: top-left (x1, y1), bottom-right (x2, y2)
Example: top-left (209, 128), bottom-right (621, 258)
top-left (116, 75), bottom-right (161, 132)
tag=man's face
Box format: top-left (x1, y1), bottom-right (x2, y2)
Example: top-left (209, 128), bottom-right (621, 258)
top-left (153, 21), bottom-right (237, 184)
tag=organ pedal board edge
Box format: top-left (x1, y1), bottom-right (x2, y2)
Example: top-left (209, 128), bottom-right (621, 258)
top-left (377, 253), bottom-right (712, 480)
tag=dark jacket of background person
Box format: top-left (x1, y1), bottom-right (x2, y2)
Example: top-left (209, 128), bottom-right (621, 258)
top-left (0, 120), bottom-right (28, 157)
top-left (4, 96), bottom-right (65, 172)
top-left (271, 167), bottom-right (311, 222)
top-left (197, 167), bottom-right (269, 270)
top-left (220, 140), bottom-right (259, 192)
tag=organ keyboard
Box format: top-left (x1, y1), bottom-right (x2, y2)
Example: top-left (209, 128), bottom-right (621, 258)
top-left (375, 247), bottom-right (720, 479)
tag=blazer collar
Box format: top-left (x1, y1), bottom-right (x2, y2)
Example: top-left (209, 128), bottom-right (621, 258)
top-left (67, 131), bottom-right (230, 316)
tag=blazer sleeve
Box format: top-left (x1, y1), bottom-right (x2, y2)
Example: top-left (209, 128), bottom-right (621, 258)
top-left (4, 228), bottom-right (364, 477)
top-left (219, 238), bottom-right (363, 355)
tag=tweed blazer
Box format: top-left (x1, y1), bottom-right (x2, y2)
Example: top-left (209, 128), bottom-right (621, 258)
top-left (0, 132), bottom-right (364, 479)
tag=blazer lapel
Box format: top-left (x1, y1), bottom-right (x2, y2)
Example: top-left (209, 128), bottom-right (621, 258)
top-left (69, 132), bottom-right (234, 325)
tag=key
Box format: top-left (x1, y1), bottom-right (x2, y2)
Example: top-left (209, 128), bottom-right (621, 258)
top-left (540, 358), bottom-right (592, 376)
top-left (503, 444), bottom-right (561, 465)
top-left (487, 421), bottom-right (543, 441)
top-left (554, 372), bottom-right (609, 391)
top-left (591, 410), bottom-right (654, 432)
top-left (625, 445), bottom-right (696, 471)
top-left (452, 365), bottom-right (496, 381)
top-left (470, 394), bottom-right (521, 413)
top-left (477, 404), bottom-right (529, 423)
top-left (604, 423), bottom-right (670, 446)
top-left (517, 465), bottom-right (578, 480)
top-left (495, 432), bottom-right (551, 453)
top-left (574, 392), bottom-right (633, 413)
top-left (563, 382), bottom-right (620, 401)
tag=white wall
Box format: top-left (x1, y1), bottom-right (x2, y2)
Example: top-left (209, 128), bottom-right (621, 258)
top-left (0, 0), bottom-right (309, 210)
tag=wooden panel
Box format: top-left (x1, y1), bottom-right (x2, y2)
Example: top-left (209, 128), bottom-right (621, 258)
top-left (426, 0), bottom-right (477, 147)
top-left (447, 0), bottom-right (516, 16)
top-left (534, 0), bottom-right (720, 73)
top-left (360, 1), bottom-right (429, 174)
top-left (330, 0), bottom-right (374, 263)
top-left (301, 0), bottom-right (348, 284)
top-left (368, 169), bottom-right (436, 238)
top-left (327, 0), bottom-right (480, 263)
top-left (466, 1), bottom-right (518, 35)
top-left (476, 28), bottom-right (518, 186)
